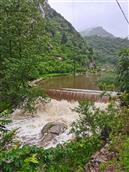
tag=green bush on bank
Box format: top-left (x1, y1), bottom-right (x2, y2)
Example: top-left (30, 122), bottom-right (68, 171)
top-left (97, 71), bottom-right (116, 91)
top-left (0, 137), bottom-right (100, 172)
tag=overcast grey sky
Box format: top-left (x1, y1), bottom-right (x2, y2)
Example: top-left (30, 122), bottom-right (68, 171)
top-left (48, 0), bottom-right (129, 38)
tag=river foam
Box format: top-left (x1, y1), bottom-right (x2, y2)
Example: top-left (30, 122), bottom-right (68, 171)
top-left (7, 100), bottom-right (79, 147)
top-left (7, 99), bottom-right (108, 148)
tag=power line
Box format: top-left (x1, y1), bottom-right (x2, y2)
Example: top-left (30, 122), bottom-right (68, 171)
top-left (115, 0), bottom-right (129, 25)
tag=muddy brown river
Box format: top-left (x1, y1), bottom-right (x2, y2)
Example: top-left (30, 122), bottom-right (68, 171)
top-left (39, 74), bottom-right (102, 90)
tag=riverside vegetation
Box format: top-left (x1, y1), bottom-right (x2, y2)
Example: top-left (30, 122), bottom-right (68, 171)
top-left (1, 0), bottom-right (129, 172)
top-left (1, 50), bottom-right (129, 171)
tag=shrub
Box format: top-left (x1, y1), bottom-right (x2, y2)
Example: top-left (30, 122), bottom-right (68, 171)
top-left (0, 137), bottom-right (101, 172)
top-left (117, 49), bottom-right (129, 106)
top-left (71, 101), bottom-right (118, 139)
top-left (97, 71), bottom-right (116, 91)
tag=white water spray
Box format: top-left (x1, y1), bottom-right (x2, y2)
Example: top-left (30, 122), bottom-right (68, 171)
top-left (7, 99), bottom-right (108, 148)
top-left (7, 100), bottom-right (79, 147)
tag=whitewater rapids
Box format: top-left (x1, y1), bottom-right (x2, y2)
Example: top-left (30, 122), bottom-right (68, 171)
top-left (7, 99), bottom-right (108, 148)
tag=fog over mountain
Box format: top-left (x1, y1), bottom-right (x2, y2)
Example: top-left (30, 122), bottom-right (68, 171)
top-left (80, 27), bottom-right (115, 38)
top-left (48, 0), bottom-right (129, 38)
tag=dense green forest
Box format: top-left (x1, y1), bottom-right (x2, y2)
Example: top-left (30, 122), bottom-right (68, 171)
top-left (85, 35), bottom-right (129, 64)
top-left (0, 0), bottom-right (90, 112)
top-left (0, 0), bottom-right (46, 112)
top-left (1, 0), bottom-right (129, 172)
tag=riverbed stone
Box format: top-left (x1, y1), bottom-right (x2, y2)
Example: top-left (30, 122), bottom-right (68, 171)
top-left (84, 143), bottom-right (117, 172)
top-left (40, 122), bottom-right (67, 146)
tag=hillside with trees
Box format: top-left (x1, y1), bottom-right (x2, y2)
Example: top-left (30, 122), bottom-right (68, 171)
top-left (81, 27), bottom-right (129, 65)
top-left (37, 2), bottom-right (90, 75)
top-left (85, 35), bottom-right (129, 64)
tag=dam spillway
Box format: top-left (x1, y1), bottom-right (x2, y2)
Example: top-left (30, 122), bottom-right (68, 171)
top-left (47, 88), bottom-right (118, 102)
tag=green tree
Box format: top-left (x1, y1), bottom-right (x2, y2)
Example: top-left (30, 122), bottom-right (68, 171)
top-left (0, 0), bottom-right (45, 112)
top-left (117, 48), bottom-right (129, 105)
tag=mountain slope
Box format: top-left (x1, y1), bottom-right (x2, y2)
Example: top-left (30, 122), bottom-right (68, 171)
top-left (85, 35), bottom-right (129, 64)
top-left (81, 27), bottom-right (114, 38)
top-left (37, 2), bottom-right (90, 75)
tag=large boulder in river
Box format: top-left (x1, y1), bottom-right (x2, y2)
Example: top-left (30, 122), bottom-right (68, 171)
top-left (40, 122), bottom-right (67, 147)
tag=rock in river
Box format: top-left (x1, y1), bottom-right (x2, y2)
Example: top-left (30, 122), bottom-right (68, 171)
top-left (40, 122), bottom-right (67, 147)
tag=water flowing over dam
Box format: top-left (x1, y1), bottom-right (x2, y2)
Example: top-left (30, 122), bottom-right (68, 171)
top-left (7, 75), bottom-right (116, 148)
top-left (47, 88), bottom-right (117, 103)
top-left (38, 74), bottom-right (118, 102)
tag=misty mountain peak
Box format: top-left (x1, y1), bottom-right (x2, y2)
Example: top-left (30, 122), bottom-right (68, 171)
top-left (80, 27), bottom-right (115, 38)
